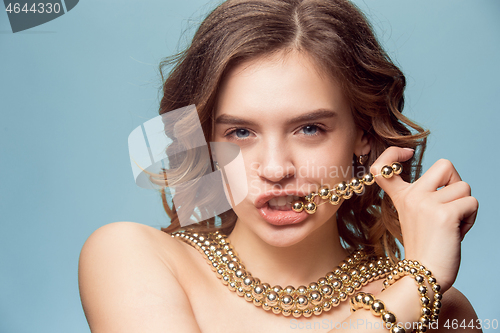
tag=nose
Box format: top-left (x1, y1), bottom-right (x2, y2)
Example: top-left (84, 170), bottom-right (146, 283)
top-left (256, 139), bottom-right (296, 183)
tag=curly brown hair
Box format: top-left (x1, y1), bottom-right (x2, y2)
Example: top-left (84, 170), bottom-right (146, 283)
top-left (156, 0), bottom-right (429, 262)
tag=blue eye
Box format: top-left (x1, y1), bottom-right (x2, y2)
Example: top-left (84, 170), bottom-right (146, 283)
top-left (225, 128), bottom-right (251, 140)
top-left (302, 125), bottom-right (319, 136)
top-left (235, 128), bottom-right (250, 138)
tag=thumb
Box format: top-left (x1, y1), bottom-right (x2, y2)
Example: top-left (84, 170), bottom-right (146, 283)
top-left (370, 146), bottom-right (414, 199)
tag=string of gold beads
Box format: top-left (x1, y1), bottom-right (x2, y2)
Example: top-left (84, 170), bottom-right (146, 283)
top-left (381, 259), bottom-right (442, 332)
top-left (292, 162), bottom-right (403, 215)
top-left (172, 230), bottom-right (394, 318)
top-left (350, 292), bottom-right (407, 333)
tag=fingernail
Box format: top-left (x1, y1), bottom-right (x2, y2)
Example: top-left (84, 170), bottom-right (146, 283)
top-left (403, 148), bottom-right (415, 152)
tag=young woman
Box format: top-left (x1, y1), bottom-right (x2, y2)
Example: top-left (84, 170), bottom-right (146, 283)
top-left (78, 0), bottom-right (480, 332)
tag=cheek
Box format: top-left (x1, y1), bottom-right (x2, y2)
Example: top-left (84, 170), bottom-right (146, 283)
top-left (244, 160), bottom-right (265, 197)
top-left (221, 158), bottom-right (249, 207)
top-left (211, 142), bottom-right (251, 208)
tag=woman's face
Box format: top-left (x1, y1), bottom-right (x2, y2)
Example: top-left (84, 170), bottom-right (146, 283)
top-left (213, 50), bottom-right (370, 246)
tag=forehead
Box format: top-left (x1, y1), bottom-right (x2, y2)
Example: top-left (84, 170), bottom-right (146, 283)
top-left (215, 50), bottom-right (351, 121)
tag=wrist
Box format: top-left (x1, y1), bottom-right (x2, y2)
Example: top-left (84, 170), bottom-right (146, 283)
top-left (376, 275), bottom-right (422, 326)
top-left (379, 260), bottom-right (443, 332)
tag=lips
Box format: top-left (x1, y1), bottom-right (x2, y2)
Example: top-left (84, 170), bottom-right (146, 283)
top-left (255, 190), bottom-right (310, 226)
top-left (258, 202), bottom-right (309, 226)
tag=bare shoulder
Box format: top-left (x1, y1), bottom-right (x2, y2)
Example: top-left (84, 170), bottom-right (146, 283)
top-left (431, 286), bottom-right (482, 332)
top-left (78, 222), bottom-right (201, 333)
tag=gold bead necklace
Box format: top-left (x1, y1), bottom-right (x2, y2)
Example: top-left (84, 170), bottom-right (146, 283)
top-left (173, 230), bottom-right (394, 318)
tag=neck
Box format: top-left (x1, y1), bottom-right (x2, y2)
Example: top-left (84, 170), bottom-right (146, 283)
top-left (227, 216), bottom-right (350, 287)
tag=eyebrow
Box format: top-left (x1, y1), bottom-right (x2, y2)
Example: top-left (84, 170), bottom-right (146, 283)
top-left (215, 109), bottom-right (338, 126)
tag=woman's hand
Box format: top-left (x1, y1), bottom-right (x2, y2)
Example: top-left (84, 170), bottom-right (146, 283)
top-left (370, 146), bottom-right (478, 294)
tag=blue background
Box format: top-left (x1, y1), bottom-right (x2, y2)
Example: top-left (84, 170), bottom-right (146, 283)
top-left (1, 0), bottom-right (498, 332)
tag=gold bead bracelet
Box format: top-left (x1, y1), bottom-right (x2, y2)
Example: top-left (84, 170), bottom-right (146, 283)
top-left (350, 291), bottom-right (407, 333)
top-left (381, 260), bottom-right (442, 332)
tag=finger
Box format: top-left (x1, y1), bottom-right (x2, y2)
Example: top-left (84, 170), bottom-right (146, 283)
top-left (446, 196), bottom-right (479, 240)
top-left (370, 146), bottom-right (414, 198)
top-left (459, 197), bottom-right (479, 241)
top-left (415, 159), bottom-right (462, 192)
top-left (433, 181), bottom-right (471, 203)
top-left (460, 209), bottom-right (477, 242)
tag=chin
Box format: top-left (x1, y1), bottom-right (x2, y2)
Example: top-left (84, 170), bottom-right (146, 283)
top-left (257, 222), bottom-right (313, 248)
top-left (255, 211), bottom-right (335, 248)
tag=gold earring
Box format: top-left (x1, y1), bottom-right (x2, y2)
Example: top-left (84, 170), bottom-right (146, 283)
top-left (358, 154), bottom-right (369, 165)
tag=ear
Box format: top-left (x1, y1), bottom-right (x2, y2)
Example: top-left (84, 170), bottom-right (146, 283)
top-left (353, 127), bottom-right (371, 157)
